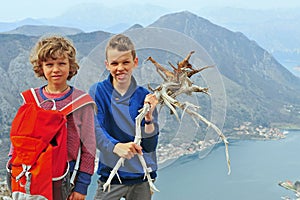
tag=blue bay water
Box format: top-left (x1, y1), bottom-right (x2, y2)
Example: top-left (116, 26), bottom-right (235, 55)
top-left (87, 131), bottom-right (300, 200)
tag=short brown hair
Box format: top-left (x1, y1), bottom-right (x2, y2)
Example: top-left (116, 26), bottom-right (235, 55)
top-left (30, 35), bottom-right (79, 80)
top-left (105, 34), bottom-right (136, 60)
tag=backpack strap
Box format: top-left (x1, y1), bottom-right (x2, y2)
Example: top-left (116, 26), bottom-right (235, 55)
top-left (20, 88), bottom-right (40, 106)
top-left (60, 94), bottom-right (95, 185)
top-left (60, 93), bottom-right (95, 115)
top-left (21, 88), bottom-right (95, 114)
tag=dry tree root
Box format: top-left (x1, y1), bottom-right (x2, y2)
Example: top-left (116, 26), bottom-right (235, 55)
top-left (147, 51), bottom-right (231, 175)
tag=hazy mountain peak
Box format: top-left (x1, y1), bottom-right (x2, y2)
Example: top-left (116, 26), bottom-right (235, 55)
top-left (3, 25), bottom-right (83, 36)
top-left (126, 24), bottom-right (144, 31)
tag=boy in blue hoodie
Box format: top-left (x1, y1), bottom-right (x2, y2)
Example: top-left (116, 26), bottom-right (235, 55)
top-left (89, 34), bottom-right (159, 200)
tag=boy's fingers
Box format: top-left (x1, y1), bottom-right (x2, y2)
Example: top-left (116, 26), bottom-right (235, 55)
top-left (134, 143), bottom-right (143, 155)
top-left (130, 143), bottom-right (143, 155)
top-left (129, 146), bottom-right (138, 154)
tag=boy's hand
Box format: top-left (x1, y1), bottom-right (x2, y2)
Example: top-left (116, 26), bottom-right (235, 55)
top-left (113, 142), bottom-right (143, 159)
top-left (68, 191), bottom-right (85, 200)
top-left (144, 93), bottom-right (158, 121)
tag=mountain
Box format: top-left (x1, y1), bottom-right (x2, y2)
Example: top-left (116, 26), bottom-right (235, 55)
top-left (43, 3), bottom-right (170, 32)
top-left (197, 7), bottom-right (300, 77)
top-left (0, 3), bottom-right (169, 33)
top-left (0, 18), bottom-right (44, 32)
top-left (148, 11), bottom-right (300, 129)
top-left (1, 11), bottom-right (300, 136)
top-left (3, 25), bottom-right (83, 36)
top-left (1, 5), bottom-right (299, 77)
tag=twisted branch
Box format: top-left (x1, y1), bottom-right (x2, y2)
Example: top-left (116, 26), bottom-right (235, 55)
top-left (103, 103), bottom-right (159, 193)
top-left (147, 51), bottom-right (231, 175)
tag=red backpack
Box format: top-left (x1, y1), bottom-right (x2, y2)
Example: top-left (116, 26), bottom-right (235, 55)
top-left (8, 88), bottom-right (94, 200)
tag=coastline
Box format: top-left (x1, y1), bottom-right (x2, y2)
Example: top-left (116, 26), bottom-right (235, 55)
top-left (156, 126), bottom-right (287, 166)
top-left (153, 130), bottom-right (300, 200)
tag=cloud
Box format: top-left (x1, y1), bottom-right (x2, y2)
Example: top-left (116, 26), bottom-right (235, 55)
top-left (293, 66), bottom-right (300, 72)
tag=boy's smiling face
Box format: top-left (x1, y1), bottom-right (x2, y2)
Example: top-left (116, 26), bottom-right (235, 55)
top-left (105, 49), bottom-right (138, 90)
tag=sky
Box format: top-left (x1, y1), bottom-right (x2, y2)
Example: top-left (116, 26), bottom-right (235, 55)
top-left (1, 0), bottom-right (300, 22)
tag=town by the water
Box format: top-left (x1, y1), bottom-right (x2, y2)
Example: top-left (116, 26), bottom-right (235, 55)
top-left (156, 122), bottom-right (287, 164)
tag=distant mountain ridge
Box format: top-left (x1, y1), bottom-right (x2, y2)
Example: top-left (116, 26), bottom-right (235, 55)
top-left (0, 3), bottom-right (170, 33)
top-left (0, 11), bottom-right (299, 138)
top-left (198, 7), bottom-right (300, 77)
top-left (3, 25), bottom-right (83, 36)
top-left (0, 18), bottom-right (44, 32)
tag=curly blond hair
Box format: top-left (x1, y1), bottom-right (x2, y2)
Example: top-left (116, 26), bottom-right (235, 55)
top-left (30, 35), bottom-right (79, 80)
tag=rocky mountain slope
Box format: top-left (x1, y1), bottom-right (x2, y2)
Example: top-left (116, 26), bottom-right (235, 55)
top-left (148, 11), bottom-right (300, 129)
top-left (1, 11), bottom-right (299, 136)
